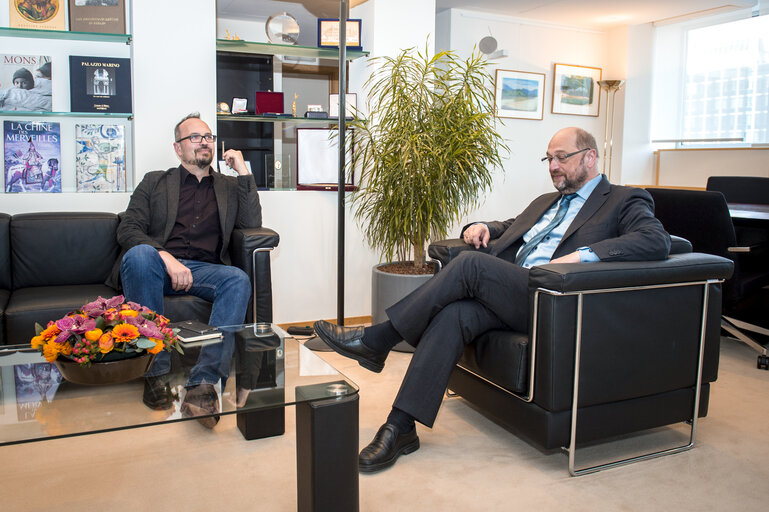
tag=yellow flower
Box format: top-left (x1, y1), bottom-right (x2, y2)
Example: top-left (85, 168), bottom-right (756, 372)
top-left (31, 335), bottom-right (45, 349)
top-left (84, 328), bottom-right (103, 342)
top-left (98, 332), bottom-right (114, 354)
top-left (119, 309), bottom-right (139, 318)
top-left (111, 323), bottom-right (140, 343)
top-left (147, 338), bottom-right (164, 355)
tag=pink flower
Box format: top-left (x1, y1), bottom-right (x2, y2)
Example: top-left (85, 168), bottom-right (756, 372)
top-left (126, 315), bottom-right (163, 339)
top-left (56, 314), bottom-right (96, 335)
top-left (82, 295), bottom-right (125, 317)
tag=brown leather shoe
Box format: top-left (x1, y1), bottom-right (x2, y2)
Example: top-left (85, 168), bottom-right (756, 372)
top-left (359, 423), bottom-right (420, 473)
top-left (313, 320), bottom-right (387, 373)
top-left (181, 383), bottom-right (220, 428)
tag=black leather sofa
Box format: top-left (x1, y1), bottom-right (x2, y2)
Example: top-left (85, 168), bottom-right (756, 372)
top-left (0, 212), bottom-right (279, 346)
top-left (428, 236), bottom-right (734, 474)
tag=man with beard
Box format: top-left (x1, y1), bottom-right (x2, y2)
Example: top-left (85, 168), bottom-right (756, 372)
top-left (110, 113), bottom-right (261, 425)
top-left (314, 126), bottom-right (671, 472)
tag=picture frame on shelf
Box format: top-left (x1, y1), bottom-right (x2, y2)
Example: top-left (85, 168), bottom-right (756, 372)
top-left (317, 19), bottom-right (362, 51)
top-left (551, 63), bottom-right (601, 117)
top-left (329, 93), bottom-right (357, 119)
top-left (296, 127), bottom-right (356, 191)
top-left (494, 69), bottom-right (546, 120)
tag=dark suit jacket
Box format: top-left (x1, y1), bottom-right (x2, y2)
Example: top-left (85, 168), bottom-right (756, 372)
top-left (106, 165), bottom-right (262, 289)
top-left (469, 175), bottom-right (670, 263)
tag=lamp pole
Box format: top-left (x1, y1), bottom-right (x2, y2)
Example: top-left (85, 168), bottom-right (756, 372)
top-left (597, 79), bottom-right (624, 182)
top-left (337, 0), bottom-right (348, 326)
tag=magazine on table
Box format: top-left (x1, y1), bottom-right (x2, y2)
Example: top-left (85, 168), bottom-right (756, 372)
top-left (170, 320), bottom-right (223, 346)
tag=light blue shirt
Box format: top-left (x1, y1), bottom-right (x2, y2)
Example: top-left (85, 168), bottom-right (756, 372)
top-left (517, 174), bottom-right (603, 268)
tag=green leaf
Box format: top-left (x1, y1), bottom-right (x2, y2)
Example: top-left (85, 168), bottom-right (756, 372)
top-left (135, 338), bottom-right (156, 349)
top-left (34, 323), bottom-right (45, 336)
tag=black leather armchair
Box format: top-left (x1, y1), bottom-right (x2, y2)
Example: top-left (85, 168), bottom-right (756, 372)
top-left (0, 212), bottom-right (279, 346)
top-left (428, 236), bottom-right (733, 475)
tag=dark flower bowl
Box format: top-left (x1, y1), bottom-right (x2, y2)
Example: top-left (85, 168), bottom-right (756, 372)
top-left (54, 352), bottom-right (156, 386)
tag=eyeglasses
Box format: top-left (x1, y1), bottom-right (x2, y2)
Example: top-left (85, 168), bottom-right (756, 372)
top-left (541, 148), bottom-right (590, 164)
top-left (176, 133), bottom-right (217, 144)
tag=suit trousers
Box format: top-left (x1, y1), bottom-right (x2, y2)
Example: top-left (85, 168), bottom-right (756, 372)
top-left (386, 251), bottom-right (530, 426)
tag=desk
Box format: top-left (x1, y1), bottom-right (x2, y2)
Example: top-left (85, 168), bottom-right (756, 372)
top-left (728, 203), bottom-right (769, 221)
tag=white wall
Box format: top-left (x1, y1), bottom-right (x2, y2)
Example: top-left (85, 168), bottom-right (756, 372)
top-left (437, 9), bottom-right (609, 233)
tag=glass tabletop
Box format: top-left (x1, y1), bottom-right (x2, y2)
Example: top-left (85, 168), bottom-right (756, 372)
top-left (0, 324), bottom-right (357, 446)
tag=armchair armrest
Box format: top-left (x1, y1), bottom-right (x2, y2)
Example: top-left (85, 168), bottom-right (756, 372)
top-left (428, 238), bottom-right (495, 268)
top-left (528, 253), bottom-right (734, 293)
top-left (230, 227), bottom-right (280, 323)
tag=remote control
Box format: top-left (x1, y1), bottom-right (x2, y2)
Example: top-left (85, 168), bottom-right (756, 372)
top-left (287, 326), bottom-right (315, 336)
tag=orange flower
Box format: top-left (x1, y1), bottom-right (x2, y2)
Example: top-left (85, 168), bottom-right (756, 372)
top-left (111, 323), bottom-right (140, 343)
top-left (119, 310), bottom-right (139, 318)
top-left (147, 338), bottom-right (164, 355)
top-left (42, 342), bottom-right (58, 362)
top-left (31, 335), bottom-right (45, 349)
top-left (59, 342), bottom-right (72, 356)
top-left (40, 323), bottom-right (61, 341)
top-left (84, 328), bottom-right (103, 342)
top-left (98, 332), bottom-right (114, 353)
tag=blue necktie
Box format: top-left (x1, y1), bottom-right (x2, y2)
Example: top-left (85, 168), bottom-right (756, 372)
top-left (515, 193), bottom-right (578, 266)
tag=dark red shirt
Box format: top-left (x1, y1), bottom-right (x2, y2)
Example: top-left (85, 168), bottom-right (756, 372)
top-left (164, 166), bottom-right (222, 263)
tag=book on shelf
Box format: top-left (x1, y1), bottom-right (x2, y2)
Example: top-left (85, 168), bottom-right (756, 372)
top-left (4, 119), bottom-right (61, 193)
top-left (9, 0), bottom-right (65, 31)
top-left (75, 123), bottom-right (126, 192)
top-left (69, 55), bottom-right (132, 113)
top-left (0, 54), bottom-right (52, 113)
top-left (68, 0), bottom-right (126, 34)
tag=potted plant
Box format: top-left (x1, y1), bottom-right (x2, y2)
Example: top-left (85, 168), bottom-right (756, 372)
top-left (347, 44), bottom-right (507, 332)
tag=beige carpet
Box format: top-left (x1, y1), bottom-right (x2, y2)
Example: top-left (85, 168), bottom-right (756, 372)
top-left (2, 337), bottom-right (767, 511)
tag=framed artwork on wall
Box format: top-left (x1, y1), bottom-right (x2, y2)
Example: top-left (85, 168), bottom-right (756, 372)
top-left (551, 63), bottom-right (602, 117)
top-left (494, 69), bottom-right (546, 120)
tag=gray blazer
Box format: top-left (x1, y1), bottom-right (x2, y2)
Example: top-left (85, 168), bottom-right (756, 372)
top-left (107, 165), bottom-right (262, 289)
top-left (477, 175), bottom-right (671, 263)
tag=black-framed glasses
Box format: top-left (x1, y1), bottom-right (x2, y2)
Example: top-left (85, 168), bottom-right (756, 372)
top-left (541, 148), bottom-right (590, 164)
top-left (176, 133), bottom-right (217, 144)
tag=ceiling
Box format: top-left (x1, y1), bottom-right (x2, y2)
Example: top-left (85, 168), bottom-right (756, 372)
top-left (218, 0), bottom-right (758, 29)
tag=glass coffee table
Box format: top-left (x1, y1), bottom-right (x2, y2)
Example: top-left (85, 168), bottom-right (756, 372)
top-left (0, 324), bottom-right (359, 512)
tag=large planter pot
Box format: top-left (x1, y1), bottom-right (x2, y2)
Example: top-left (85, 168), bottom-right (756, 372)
top-left (54, 352), bottom-right (156, 386)
top-left (372, 261), bottom-right (438, 353)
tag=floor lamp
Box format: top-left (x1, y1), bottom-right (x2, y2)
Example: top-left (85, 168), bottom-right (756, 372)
top-left (597, 80), bottom-right (624, 183)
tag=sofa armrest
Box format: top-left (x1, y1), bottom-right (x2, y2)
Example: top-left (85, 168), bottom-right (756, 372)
top-left (428, 238), bottom-right (498, 268)
top-left (230, 227), bottom-right (280, 323)
top-left (528, 252), bottom-right (733, 293)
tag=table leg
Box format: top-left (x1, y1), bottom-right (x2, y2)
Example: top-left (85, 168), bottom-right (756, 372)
top-left (296, 394), bottom-right (359, 512)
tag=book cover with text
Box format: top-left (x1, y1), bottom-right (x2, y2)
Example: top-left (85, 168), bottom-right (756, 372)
top-left (69, 55), bottom-right (132, 113)
top-left (4, 119), bottom-right (61, 193)
top-left (9, 0), bottom-right (65, 31)
top-left (75, 123), bottom-right (126, 192)
top-left (0, 54), bottom-right (52, 112)
top-left (68, 0), bottom-right (126, 34)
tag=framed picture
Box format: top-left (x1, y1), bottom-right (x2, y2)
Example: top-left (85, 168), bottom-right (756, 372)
top-left (296, 128), bottom-right (356, 191)
top-left (551, 63), bottom-right (602, 117)
top-left (494, 69), bottom-right (546, 120)
top-left (318, 19), bottom-right (362, 50)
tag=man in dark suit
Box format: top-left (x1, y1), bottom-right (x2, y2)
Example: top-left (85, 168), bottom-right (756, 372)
top-left (314, 127), bottom-right (671, 472)
top-left (110, 112), bottom-right (261, 426)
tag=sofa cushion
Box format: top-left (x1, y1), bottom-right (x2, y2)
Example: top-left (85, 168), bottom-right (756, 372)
top-left (5, 284), bottom-right (117, 345)
top-left (11, 212), bottom-right (119, 289)
top-left (0, 213), bottom-right (10, 291)
top-left (0, 289), bottom-right (9, 345)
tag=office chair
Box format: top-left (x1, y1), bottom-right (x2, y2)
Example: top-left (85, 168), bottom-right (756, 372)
top-left (647, 188), bottom-right (769, 369)
top-left (706, 176), bottom-right (769, 205)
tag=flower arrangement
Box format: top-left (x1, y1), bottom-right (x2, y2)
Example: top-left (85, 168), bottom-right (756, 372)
top-left (30, 295), bottom-right (181, 366)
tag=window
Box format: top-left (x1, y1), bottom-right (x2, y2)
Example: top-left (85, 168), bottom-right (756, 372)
top-left (652, 12), bottom-right (769, 146)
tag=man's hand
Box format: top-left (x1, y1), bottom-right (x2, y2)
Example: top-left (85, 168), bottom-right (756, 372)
top-left (550, 251), bottom-right (581, 264)
top-left (159, 251), bottom-right (193, 291)
top-left (463, 223), bottom-right (490, 249)
top-left (223, 149), bottom-right (250, 175)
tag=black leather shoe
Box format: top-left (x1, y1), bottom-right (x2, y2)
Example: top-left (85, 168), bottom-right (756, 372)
top-left (359, 423), bottom-right (420, 473)
top-left (313, 320), bottom-right (387, 373)
top-left (142, 375), bottom-right (173, 410)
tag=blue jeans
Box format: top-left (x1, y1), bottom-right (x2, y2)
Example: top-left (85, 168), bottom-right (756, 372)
top-left (120, 244), bottom-right (251, 387)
